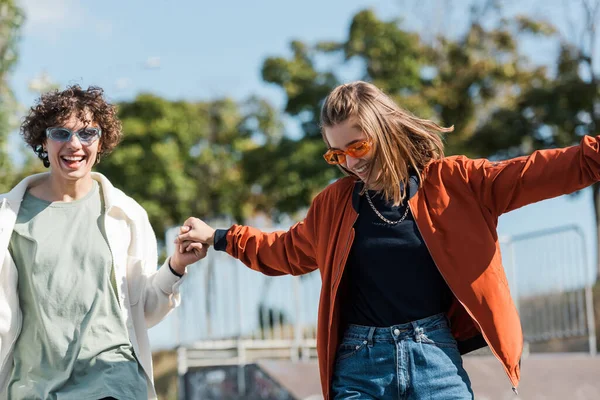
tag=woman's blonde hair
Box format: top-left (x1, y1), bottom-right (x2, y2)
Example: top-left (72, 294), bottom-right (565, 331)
top-left (320, 81), bottom-right (451, 205)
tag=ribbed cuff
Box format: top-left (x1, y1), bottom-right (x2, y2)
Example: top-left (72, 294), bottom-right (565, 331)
top-left (156, 258), bottom-right (185, 295)
top-left (214, 228), bottom-right (230, 251)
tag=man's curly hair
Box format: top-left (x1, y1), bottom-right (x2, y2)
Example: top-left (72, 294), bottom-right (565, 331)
top-left (21, 85), bottom-right (123, 167)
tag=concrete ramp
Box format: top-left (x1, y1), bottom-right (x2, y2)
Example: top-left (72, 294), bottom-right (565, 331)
top-left (255, 354), bottom-right (600, 400)
top-left (256, 360), bottom-right (322, 399)
top-left (465, 353), bottom-right (600, 400)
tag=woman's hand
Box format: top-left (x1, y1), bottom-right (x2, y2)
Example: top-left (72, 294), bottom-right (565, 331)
top-left (169, 239), bottom-right (208, 275)
top-left (176, 217), bottom-right (216, 247)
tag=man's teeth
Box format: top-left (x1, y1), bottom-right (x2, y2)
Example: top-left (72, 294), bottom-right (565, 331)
top-left (62, 156), bottom-right (84, 161)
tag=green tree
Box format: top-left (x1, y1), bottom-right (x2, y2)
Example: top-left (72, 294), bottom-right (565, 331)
top-left (0, 0), bottom-right (24, 193)
top-left (254, 6), bottom-right (544, 214)
top-left (253, 41), bottom-right (340, 216)
top-left (95, 94), bottom-right (281, 242)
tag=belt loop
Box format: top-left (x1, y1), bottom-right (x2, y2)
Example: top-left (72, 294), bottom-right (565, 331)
top-left (410, 320), bottom-right (418, 333)
top-left (366, 327), bottom-right (376, 348)
top-left (411, 321), bottom-right (423, 342)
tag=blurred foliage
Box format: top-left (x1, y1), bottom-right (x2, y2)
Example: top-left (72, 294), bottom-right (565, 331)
top-left (256, 5), bottom-right (555, 209)
top-left (95, 94), bottom-right (283, 240)
top-left (2, 1), bottom-right (599, 272)
top-left (0, 0), bottom-right (24, 193)
top-left (468, 0), bottom-right (600, 275)
top-left (256, 0), bottom-right (600, 276)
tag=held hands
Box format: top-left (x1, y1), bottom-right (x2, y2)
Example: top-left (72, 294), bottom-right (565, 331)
top-left (169, 217), bottom-right (216, 275)
top-left (175, 217), bottom-right (217, 248)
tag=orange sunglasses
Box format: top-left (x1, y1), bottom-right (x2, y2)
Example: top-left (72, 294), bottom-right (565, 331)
top-left (323, 140), bottom-right (373, 165)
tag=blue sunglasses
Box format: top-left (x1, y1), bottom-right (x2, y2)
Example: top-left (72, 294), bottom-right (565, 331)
top-left (46, 126), bottom-right (102, 145)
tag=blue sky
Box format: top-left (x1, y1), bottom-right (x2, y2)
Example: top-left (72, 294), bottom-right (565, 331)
top-left (11, 0), bottom-right (401, 106)
top-left (8, 0), bottom-right (597, 291)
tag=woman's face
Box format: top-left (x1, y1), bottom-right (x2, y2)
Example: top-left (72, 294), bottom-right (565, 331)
top-left (45, 113), bottom-right (101, 184)
top-left (324, 118), bottom-right (380, 186)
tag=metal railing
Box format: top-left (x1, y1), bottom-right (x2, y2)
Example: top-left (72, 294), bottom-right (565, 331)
top-left (500, 225), bottom-right (596, 355)
top-left (164, 224), bottom-right (321, 372)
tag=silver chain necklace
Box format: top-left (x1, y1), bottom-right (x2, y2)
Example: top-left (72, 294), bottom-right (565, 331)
top-left (365, 192), bottom-right (410, 225)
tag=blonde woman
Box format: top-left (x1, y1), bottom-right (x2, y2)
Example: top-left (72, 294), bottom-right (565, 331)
top-left (177, 81), bottom-right (600, 399)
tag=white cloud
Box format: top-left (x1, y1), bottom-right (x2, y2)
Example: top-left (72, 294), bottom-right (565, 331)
top-left (19, 0), bottom-right (86, 41)
top-left (19, 0), bottom-right (113, 42)
top-left (144, 56), bottom-right (161, 69)
top-left (115, 77), bottom-right (132, 91)
top-left (94, 20), bottom-right (113, 38)
top-left (27, 71), bottom-right (58, 93)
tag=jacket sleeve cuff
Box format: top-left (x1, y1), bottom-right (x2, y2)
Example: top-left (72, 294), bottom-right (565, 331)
top-left (156, 257), bottom-right (186, 294)
top-left (214, 228), bottom-right (230, 251)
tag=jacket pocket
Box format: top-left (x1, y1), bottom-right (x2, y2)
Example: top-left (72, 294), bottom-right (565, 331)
top-left (126, 256), bottom-right (146, 306)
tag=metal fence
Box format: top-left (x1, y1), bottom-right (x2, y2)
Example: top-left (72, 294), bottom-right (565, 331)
top-left (163, 223), bottom-right (597, 362)
top-left (175, 248), bottom-right (320, 345)
top-left (164, 223), bottom-right (321, 371)
top-left (500, 225), bottom-right (597, 354)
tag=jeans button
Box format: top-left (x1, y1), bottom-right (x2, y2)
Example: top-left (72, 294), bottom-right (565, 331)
top-left (393, 328), bottom-right (400, 336)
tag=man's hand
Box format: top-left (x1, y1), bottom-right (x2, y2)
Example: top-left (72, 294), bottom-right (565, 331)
top-left (169, 240), bottom-right (208, 275)
top-left (176, 217), bottom-right (216, 247)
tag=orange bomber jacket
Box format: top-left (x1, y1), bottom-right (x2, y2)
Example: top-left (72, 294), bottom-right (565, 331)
top-left (224, 135), bottom-right (600, 398)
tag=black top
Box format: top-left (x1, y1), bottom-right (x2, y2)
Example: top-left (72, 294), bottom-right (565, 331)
top-left (341, 174), bottom-right (453, 327)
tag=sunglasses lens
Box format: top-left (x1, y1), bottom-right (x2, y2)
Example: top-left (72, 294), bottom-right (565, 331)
top-left (49, 128), bottom-right (71, 142)
top-left (78, 128), bottom-right (100, 143)
top-left (323, 152), bottom-right (342, 165)
top-left (347, 141), bottom-right (370, 158)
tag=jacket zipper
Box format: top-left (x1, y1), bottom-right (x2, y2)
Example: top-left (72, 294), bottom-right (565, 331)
top-left (410, 202), bottom-right (521, 394)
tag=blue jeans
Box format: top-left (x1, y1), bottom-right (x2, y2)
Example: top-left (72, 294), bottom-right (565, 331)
top-left (331, 313), bottom-right (473, 399)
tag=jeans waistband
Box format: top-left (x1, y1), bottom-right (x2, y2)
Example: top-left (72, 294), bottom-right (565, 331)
top-left (343, 313), bottom-right (450, 342)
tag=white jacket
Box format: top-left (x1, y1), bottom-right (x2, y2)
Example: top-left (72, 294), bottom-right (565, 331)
top-left (0, 172), bottom-right (186, 400)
